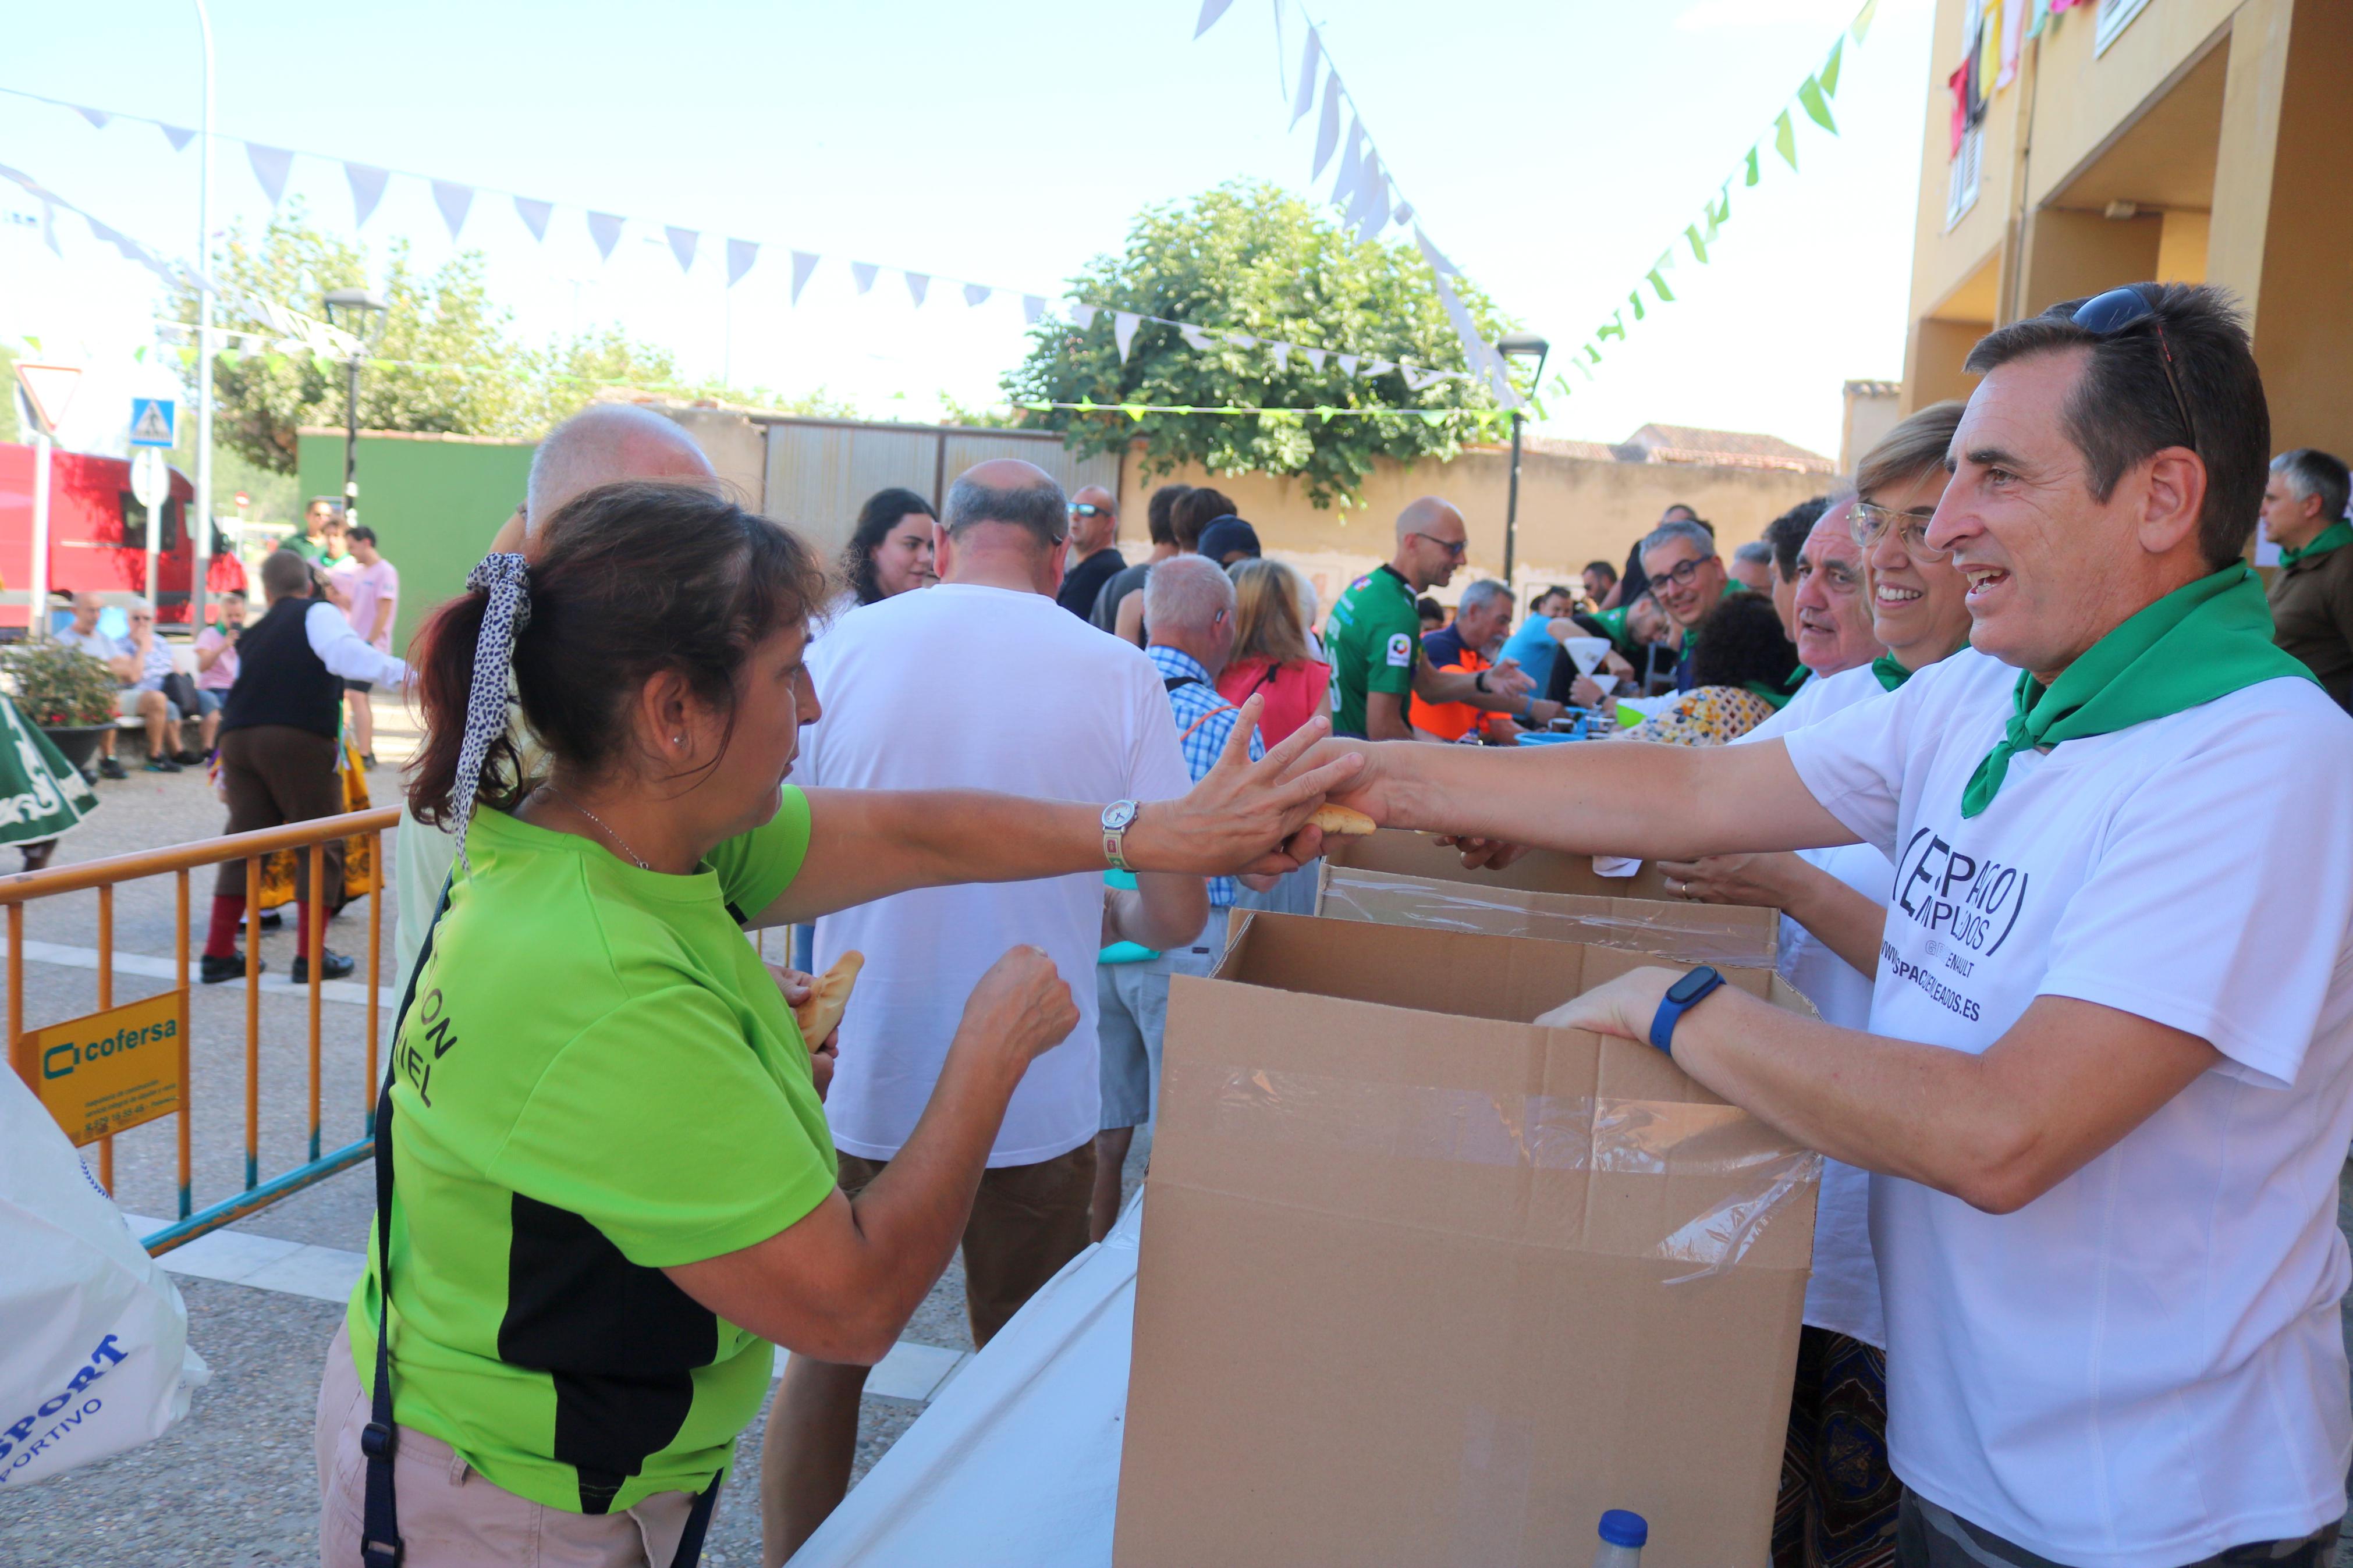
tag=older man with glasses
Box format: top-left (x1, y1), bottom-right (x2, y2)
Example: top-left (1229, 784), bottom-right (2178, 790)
top-left (1055, 485), bottom-right (1126, 618)
top-left (1324, 496), bottom-right (1535, 739)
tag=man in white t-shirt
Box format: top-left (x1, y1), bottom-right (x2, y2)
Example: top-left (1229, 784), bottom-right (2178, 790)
top-left (766, 458), bottom-right (1206, 1559)
top-left (1315, 283), bottom-right (2353, 1568)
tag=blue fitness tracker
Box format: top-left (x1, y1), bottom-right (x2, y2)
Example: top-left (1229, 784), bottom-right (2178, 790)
top-left (1648, 965), bottom-right (1726, 1056)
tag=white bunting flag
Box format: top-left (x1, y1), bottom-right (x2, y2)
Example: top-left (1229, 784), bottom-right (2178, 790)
top-left (345, 162), bottom-right (389, 227)
top-left (1392, 199), bottom-right (1414, 226)
top-left (1415, 226), bottom-right (1460, 278)
top-left (1179, 324), bottom-right (1216, 351)
top-left (1311, 72), bottom-right (1343, 179)
top-left (76, 106), bottom-right (111, 130)
top-left (1113, 311), bottom-right (1140, 362)
top-left (514, 196), bottom-right (555, 243)
top-left (1302, 347), bottom-right (1328, 372)
top-left (790, 250), bottom-right (819, 304)
top-left (1347, 151), bottom-right (1386, 236)
top-left (665, 226), bottom-right (698, 273)
top-left (1403, 366), bottom-right (1449, 392)
top-left (1330, 116), bottom-right (1366, 212)
top-left (1072, 303), bottom-right (1098, 329)
top-left (963, 283), bottom-right (991, 308)
top-left (1194, 0), bottom-right (1234, 38)
top-left (905, 271), bottom-right (930, 307)
top-left (851, 262), bottom-right (879, 294)
top-left (38, 198), bottom-right (58, 257)
top-left (587, 211), bottom-right (624, 262)
top-left (1363, 360), bottom-right (1394, 378)
top-left (1226, 332), bottom-right (1258, 350)
top-left (1269, 342), bottom-right (1291, 371)
top-left (1413, 225), bottom-right (1517, 408)
top-left (727, 239), bottom-right (759, 287)
top-left (1022, 294), bottom-right (1046, 325)
top-left (159, 124), bottom-right (195, 153)
top-left (1291, 27), bottom-right (1322, 128)
top-left (247, 143), bottom-right (294, 208)
top-left (432, 180), bottom-right (475, 240)
top-left (1336, 353), bottom-right (1360, 376)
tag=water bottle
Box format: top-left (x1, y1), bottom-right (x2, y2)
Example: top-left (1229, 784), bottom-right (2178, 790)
top-left (1593, 1509), bottom-right (1648, 1568)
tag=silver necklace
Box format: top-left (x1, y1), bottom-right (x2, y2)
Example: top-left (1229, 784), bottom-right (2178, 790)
top-left (542, 783), bottom-right (651, 870)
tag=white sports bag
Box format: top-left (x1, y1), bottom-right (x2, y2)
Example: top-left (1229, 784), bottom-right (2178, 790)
top-left (0, 1068), bottom-right (208, 1489)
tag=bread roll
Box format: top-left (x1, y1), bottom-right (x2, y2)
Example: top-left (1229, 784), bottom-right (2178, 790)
top-left (793, 951), bottom-right (864, 1044)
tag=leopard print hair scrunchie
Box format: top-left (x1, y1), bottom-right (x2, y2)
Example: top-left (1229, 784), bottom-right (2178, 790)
top-left (452, 552), bottom-right (530, 872)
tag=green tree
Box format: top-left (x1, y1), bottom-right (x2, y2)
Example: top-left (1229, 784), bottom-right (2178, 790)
top-left (169, 207), bottom-right (853, 475)
top-left (1004, 181), bottom-right (1520, 510)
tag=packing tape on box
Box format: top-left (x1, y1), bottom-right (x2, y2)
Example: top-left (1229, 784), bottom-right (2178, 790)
top-left (1319, 869), bottom-right (1775, 968)
top-left (1212, 1067), bottom-right (1820, 1282)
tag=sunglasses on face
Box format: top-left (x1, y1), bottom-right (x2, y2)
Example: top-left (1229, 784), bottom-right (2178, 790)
top-left (2071, 286), bottom-right (2199, 456)
top-left (1068, 503), bottom-right (1106, 519)
top-left (1410, 532), bottom-right (1468, 559)
top-left (1851, 501), bottom-right (1950, 563)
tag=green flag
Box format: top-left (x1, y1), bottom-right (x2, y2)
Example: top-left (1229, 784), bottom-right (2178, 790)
top-left (1583, 343), bottom-right (1602, 364)
top-left (1646, 264), bottom-right (1676, 303)
top-left (1684, 223), bottom-right (1710, 264)
top-left (1597, 312), bottom-right (1626, 343)
top-left (1707, 184), bottom-right (1731, 236)
top-left (1627, 289), bottom-right (1646, 322)
top-left (1773, 109), bottom-right (1799, 169)
top-left (1744, 145), bottom-right (1762, 186)
top-left (1851, 0), bottom-right (1879, 42)
top-left (1821, 37), bottom-right (1844, 95)
top-left (1797, 75), bottom-right (1837, 133)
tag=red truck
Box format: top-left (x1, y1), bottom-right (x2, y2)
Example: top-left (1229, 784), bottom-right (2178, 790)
top-left (0, 441), bottom-right (246, 631)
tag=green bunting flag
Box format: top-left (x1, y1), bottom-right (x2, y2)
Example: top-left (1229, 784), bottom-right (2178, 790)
top-left (1797, 75), bottom-right (1837, 134)
top-left (1684, 223), bottom-right (1710, 264)
top-left (1706, 185), bottom-right (1731, 236)
top-left (1647, 259), bottom-right (1676, 303)
top-left (1851, 0), bottom-right (1879, 44)
top-left (1773, 109), bottom-right (1800, 169)
top-left (1627, 289), bottom-right (1646, 322)
top-left (1820, 38), bottom-right (1844, 96)
top-left (1744, 145), bottom-right (1762, 186)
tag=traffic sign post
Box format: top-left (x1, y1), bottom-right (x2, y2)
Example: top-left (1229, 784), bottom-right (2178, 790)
top-left (12, 363), bottom-right (83, 638)
top-left (129, 397), bottom-right (176, 448)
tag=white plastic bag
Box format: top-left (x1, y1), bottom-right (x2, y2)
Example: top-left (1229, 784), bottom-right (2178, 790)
top-left (0, 1068), bottom-right (208, 1489)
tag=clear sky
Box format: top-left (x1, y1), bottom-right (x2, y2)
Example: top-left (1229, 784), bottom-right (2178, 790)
top-left (0, 0), bottom-right (1934, 462)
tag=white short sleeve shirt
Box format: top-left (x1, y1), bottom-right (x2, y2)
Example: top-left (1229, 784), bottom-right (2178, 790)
top-left (797, 583), bottom-right (1195, 1167)
top-left (1782, 648), bottom-right (2353, 1566)
top-left (1736, 661), bottom-right (1894, 1346)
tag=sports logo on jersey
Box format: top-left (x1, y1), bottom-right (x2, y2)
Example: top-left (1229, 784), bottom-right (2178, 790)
top-left (1386, 632), bottom-right (1413, 667)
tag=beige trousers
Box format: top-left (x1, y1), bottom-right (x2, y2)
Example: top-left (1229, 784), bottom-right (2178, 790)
top-left (314, 1323), bottom-right (702, 1568)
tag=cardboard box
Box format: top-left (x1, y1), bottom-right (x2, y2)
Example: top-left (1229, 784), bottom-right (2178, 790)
top-left (1324, 827), bottom-right (1681, 901)
top-left (1116, 912), bottom-right (1819, 1568)
top-left (1319, 863), bottom-right (1781, 970)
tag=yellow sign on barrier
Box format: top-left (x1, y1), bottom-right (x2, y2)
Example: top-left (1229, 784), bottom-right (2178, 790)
top-left (30, 992), bottom-right (186, 1146)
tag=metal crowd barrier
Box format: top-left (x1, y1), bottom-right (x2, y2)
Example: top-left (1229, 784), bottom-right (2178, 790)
top-left (1, 806), bottom-right (402, 1256)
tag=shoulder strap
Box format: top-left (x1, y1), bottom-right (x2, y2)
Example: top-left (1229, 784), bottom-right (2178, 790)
top-left (359, 871), bottom-right (452, 1568)
top-left (1162, 674), bottom-right (1203, 693)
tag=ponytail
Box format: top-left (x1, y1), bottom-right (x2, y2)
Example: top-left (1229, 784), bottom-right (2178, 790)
top-left (406, 555), bottom-right (531, 863)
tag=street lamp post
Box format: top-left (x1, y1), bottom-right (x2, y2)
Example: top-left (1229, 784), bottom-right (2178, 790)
top-left (320, 289), bottom-right (387, 534)
top-left (1496, 333), bottom-right (1550, 595)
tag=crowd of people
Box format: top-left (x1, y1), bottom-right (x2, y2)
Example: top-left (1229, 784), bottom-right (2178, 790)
top-left (11, 279), bottom-right (2313, 1568)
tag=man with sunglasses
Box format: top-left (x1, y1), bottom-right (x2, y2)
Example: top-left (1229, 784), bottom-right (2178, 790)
top-left (1306, 284), bottom-right (2353, 1568)
top-left (1055, 485), bottom-right (1125, 619)
top-left (1325, 496), bottom-right (1535, 740)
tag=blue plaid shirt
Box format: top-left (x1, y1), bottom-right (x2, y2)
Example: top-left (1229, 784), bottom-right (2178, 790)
top-left (1147, 644), bottom-right (1263, 908)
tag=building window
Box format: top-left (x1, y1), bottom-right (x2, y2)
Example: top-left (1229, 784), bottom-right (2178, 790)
top-left (2096, 0), bottom-right (2153, 55)
top-left (1946, 124), bottom-right (1983, 230)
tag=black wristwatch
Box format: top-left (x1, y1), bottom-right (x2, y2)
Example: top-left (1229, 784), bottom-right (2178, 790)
top-left (1648, 966), bottom-right (1726, 1057)
top-left (1474, 669), bottom-right (1492, 695)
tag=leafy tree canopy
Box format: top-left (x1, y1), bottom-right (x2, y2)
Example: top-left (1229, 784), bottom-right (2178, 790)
top-left (1005, 181), bottom-right (1520, 510)
top-left (168, 205), bottom-right (850, 474)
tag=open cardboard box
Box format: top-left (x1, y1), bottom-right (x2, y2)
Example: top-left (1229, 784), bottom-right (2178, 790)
top-left (1317, 829), bottom-right (1781, 970)
top-left (1116, 911), bottom-right (1819, 1568)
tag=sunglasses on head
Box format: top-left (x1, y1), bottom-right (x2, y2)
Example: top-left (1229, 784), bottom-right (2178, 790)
top-left (2071, 286), bottom-right (2199, 456)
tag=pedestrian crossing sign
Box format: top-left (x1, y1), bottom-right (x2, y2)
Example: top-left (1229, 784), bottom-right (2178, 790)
top-left (129, 397), bottom-right (176, 448)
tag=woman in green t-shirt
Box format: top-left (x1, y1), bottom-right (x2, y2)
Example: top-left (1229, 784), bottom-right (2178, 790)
top-left (318, 480), bottom-right (1359, 1567)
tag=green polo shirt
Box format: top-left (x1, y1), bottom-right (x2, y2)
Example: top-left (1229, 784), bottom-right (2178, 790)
top-left (1326, 564), bottom-right (1422, 737)
top-left (348, 792), bottom-right (834, 1516)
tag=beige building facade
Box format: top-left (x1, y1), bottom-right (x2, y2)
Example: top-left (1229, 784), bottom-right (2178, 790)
top-left (1903, 0), bottom-right (2351, 464)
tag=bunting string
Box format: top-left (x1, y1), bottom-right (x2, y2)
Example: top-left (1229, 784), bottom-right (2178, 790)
top-left (0, 84), bottom-right (1485, 396)
top-left (1545, 0), bottom-right (1882, 400)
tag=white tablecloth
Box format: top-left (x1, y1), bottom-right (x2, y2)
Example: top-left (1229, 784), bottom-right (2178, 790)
top-left (789, 1198), bottom-right (1140, 1567)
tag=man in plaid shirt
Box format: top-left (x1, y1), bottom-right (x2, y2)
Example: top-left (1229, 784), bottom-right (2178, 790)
top-left (1090, 555), bottom-right (1268, 1236)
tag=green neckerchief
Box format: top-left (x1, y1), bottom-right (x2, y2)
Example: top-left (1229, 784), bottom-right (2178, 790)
top-left (1960, 563), bottom-right (2315, 817)
top-left (1744, 664), bottom-right (1812, 710)
top-left (1870, 653), bottom-right (1911, 692)
top-left (2279, 521), bottom-right (2353, 568)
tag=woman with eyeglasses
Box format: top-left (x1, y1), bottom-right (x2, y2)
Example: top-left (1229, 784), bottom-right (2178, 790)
top-left (1645, 401), bottom-right (1974, 1568)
